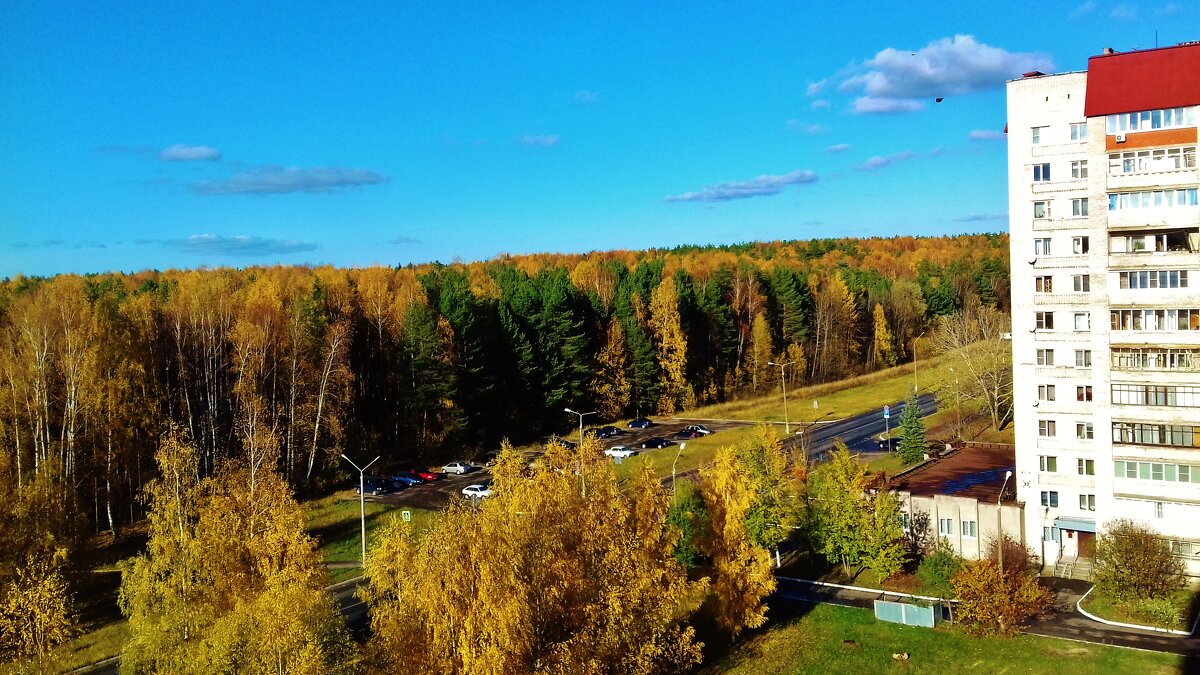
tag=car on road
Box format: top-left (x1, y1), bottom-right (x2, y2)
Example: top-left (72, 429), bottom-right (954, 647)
top-left (442, 461), bottom-right (472, 475)
top-left (672, 429), bottom-right (701, 440)
top-left (684, 424), bottom-right (713, 435)
top-left (596, 425), bottom-right (622, 439)
top-left (411, 469), bottom-right (439, 481)
top-left (641, 436), bottom-right (673, 449)
top-left (355, 477), bottom-right (391, 495)
top-left (604, 445), bottom-right (638, 459)
top-left (390, 472), bottom-right (425, 488)
top-left (628, 417), bottom-right (655, 429)
top-left (462, 483), bottom-right (492, 499)
top-left (878, 437), bottom-right (901, 452)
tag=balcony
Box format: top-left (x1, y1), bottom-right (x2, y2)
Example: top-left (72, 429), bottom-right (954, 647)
top-left (1038, 473), bottom-right (1096, 489)
top-left (1033, 292), bottom-right (1092, 306)
top-left (1106, 206), bottom-right (1200, 230)
top-left (1027, 255), bottom-right (1090, 271)
top-left (1031, 217), bottom-right (1091, 232)
top-left (1108, 166), bottom-right (1199, 192)
top-left (1032, 177), bottom-right (1088, 195)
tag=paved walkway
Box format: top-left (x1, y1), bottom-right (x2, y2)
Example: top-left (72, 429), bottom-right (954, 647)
top-left (772, 575), bottom-right (1200, 660)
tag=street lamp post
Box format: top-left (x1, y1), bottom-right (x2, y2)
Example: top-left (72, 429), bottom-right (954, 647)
top-left (563, 407), bottom-right (597, 448)
top-left (949, 367), bottom-right (961, 440)
top-left (912, 331), bottom-right (926, 392)
top-left (767, 361), bottom-right (794, 434)
top-left (340, 453), bottom-right (380, 565)
top-left (672, 442), bottom-right (686, 502)
top-left (997, 469), bottom-right (1013, 573)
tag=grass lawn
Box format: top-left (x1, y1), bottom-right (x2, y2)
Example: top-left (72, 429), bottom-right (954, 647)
top-left (1, 619), bottom-right (128, 675)
top-left (1080, 588), bottom-right (1198, 632)
top-left (701, 602), bottom-right (1184, 675)
top-left (305, 490), bottom-right (440, 582)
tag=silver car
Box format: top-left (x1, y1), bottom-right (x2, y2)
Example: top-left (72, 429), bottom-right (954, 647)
top-left (442, 461), bottom-right (471, 475)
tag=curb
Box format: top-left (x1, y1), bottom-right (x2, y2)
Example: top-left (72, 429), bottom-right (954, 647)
top-left (775, 575), bottom-right (957, 605)
top-left (1075, 586), bottom-right (1194, 636)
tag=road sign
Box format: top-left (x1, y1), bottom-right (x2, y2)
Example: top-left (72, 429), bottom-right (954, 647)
top-left (883, 405), bottom-right (890, 419)
top-left (402, 510), bottom-right (411, 522)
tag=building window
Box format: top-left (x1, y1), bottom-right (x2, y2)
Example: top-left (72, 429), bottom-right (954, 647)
top-left (1072, 198), bottom-right (1089, 217)
top-left (1112, 422), bottom-right (1200, 448)
top-left (1041, 491), bottom-right (1059, 507)
top-left (1106, 108), bottom-right (1198, 134)
top-left (1071, 160), bottom-right (1088, 179)
top-left (901, 512), bottom-right (911, 531)
top-left (1043, 526), bottom-right (1061, 543)
top-left (1035, 276), bottom-right (1053, 293)
top-left (938, 518), bottom-right (954, 536)
top-left (1039, 455), bottom-right (1058, 472)
top-left (1035, 238), bottom-right (1052, 255)
top-left (1119, 270), bottom-right (1189, 290)
top-left (1036, 349), bottom-right (1055, 366)
top-left (1072, 236), bottom-right (1089, 254)
top-left (1073, 275), bottom-right (1090, 292)
top-left (1078, 458), bottom-right (1094, 475)
top-left (1110, 347), bottom-right (1198, 371)
top-left (961, 520), bottom-right (978, 538)
top-left (1076, 423), bottom-right (1094, 440)
top-left (1070, 122), bottom-right (1087, 140)
top-left (1155, 501), bottom-right (1164, 519)
top-left (1108, 188), bottom-right (1199, 210)
top-left (1076, 385), bottom-right (1093, 402)
top-left (1034, 163), bottom-right (1051, 182)
top-left (1074, 312), bottom-right (1090, 331)
top-left (1111, 308), bottom-right (1200, 332)
top-left (1080, 494), bottom-right (1096, 511)
top-left (1108, 147), bottom-right (1196, 174)
top-left (1111, 384), bottom-right (1200, 407)
top-left (1034, 201), bottom-right (1050, 219)
top-left (1075, 350), bottom-right (1092, 367)
top-left (1035, 312), bottom-right (1054, 330)
top-left (1038, 385), bottom-right (1056, 402)
top-left (1039, 420), bottom-right (1056, 437)
top-left (1032, 126), bottom-right (1045, 144)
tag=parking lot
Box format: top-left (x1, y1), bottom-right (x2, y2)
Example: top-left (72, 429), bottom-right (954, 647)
top-left (362, 417), bottom-right (750, 511)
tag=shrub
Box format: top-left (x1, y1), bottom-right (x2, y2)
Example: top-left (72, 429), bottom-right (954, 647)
top-left (1134, 596), bottom-right (1182, 630)
top-left (984, 534), bottom-right (1039, 577)
top-left (1093, 519), bottom-right (1185, 603)
top-left (952, 559), bottom-right (1052, 637)
top-left (916, 539), bottom-right (962, 599)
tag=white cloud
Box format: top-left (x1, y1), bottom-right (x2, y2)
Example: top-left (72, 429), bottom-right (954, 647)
top-left (810, 99), bottom-right (831, 110)
top-left (574, 90), bottom-right (601, 104)
top-left (806, 79), bottom-right (827, 96)
top-left (189, 166), bottom-right (388, 195)
top-left (1155, 2), bottom-right (1183, 16)
top-left (852, 96), bottom-right (924, 114)
top-left (1110, 4), bottom-right (1137, 19)
top-left (665, 169), bottom-right (817, 203)
top-left (160, 144), bottom-right (222, 161)
top-left (519, 134), bottom-right (560, 147)
top-left (968, 129), bottom-right (1006, 140)
top-left (954, 213), bottom-right (1008, 223)
top-left (786, 120), bottom-right (827, 134)
top-left (164, 234), bottom-right (319, 256)
top-left (1070, 1), bottom-right (1096, 18)
top-left (840, 35), bottom-right (1053, 114)
top-left (826, 143), bottom-right (852, 153)
top-left (853, 150), bottom-right (915, 171)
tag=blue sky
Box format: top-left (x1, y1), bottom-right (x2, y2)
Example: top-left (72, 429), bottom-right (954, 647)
top-left (2, 1), bottom-right (1195, 276)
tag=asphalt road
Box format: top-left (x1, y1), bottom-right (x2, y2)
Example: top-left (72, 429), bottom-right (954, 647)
top-left (784, 392), bottom-right (939, 462)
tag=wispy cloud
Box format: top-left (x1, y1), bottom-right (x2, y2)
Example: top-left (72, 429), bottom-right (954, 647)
top-left (954, 213), bottom-right (1008, 223)
top-left (10, 239), bottom-right (107, 250)
top-left (968, 129), bottom-right (1006, 141)
top-left (519, 134), bottom-right (560, 147)
top-left (810, 99), bottom-right (831, 110)
top-left (806, 79), bottom-right (827, 96)
top-left (826, 143), bottom-right (852, 153)
top-left (189, 166), bottom-right (388, 195)
top-left (786, 120), bottom-right (827, 134)
top-left (388, 235), bottom-right (423, 245)
top-left (574, 90), bottom-right (601, 104)
top-left (665, 169), bottom-right (817, 203)
top-left (163, 234), bottom-right (319, 256)
top-left (840, 35), bottom-right (1053, 114)
top-left (1070, 0), bottom-right (1096, 18)
top-left (1155, 2), bottom-right (1182, 16)
top-left (159, 144), bottom-right (221, 161)
top-left (853, 150), bottom-right (915, 171)
top-left (1110, 4), bottom-right (1137, 19)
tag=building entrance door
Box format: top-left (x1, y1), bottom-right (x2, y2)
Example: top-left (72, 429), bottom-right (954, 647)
top-left (1078, 531), bottom-right (1096, 558)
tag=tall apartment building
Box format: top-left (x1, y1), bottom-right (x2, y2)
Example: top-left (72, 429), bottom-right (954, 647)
top-left (1007, 43), bottom-right (1200, 573)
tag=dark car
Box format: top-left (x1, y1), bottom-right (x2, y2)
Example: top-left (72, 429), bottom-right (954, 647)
top-left (672, 429), bottom-right (701, 440)
top-left (628, 417), bottom-right (655, 429)
top-left (390, 472), bottom-right (424, 488)
top-left (641, 436), bottom-right (673, 449)
top-left (684, 424), bottom-right (713, 436)
top-left (544, 436), bottom-right (577, 450)
top-left (356, 477), bottom-right (391, 495)
top-left (878, 437), bottom-right (901, 452)
top-left (596, 425), bottom-right (623, 439)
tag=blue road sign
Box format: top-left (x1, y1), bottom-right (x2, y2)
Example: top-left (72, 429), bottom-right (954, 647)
top-left (883, 405), bottom-right (890, 419)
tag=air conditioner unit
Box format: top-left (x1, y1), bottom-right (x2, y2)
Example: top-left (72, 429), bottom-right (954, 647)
top-left (1115, 133), bottom-right (1127, 142)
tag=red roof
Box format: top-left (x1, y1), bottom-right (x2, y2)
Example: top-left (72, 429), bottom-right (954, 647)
top-left (1084, 43), bottom-right (1200, 117)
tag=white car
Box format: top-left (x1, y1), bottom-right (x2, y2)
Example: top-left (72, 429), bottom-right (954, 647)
top-left (442, 461), bottom-right (471, 475)
top-left (462, 483), bottom-right (492, 499)
top-left (684, 424), bottom-right (714, 435)
top-left (604, 445), bottom-right (638, 459)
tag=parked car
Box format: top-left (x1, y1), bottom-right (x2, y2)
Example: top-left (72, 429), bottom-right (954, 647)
top-left (641, 436), bottom-right (673, 449)
top-left (628, 417), bottom-right (655, 429)
top-left (442, 461), bottom-right (472, 475)
top-left (604, 445), bottom-right (638, 459)
top-left (462, 483), bottom-right (492, 499)
top-left (683, 424), bottom-right (713, 436)
top-left (543, 436), bottom-right (577, 450)
top-left (596, 425), bottom-right (623, 439)
top-left (411, 468), bottom-right (439, 481)
top-left (391, 472), bottom-right (425, 488)
top-left (878, 436), bottom-right (901, 451)
top-left (355, 477), bottom-right (391, 495)
top-left (672, 429), bottom-right (701, 440)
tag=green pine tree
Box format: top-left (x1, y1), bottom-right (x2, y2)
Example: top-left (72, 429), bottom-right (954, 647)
top-left (897, 391), bottom-right (927, 464)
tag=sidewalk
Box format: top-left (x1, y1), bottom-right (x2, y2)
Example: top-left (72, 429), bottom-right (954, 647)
top-left (772, 575), bottom-right (1200, 659)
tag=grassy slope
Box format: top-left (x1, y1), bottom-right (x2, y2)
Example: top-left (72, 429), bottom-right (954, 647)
top-left (702, 603), bottom-right (1182, 675)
